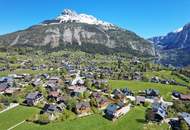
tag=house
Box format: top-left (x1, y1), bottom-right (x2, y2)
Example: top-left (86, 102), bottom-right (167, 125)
top-left (122, 88), bottom-right (133, 96)
top-left (46, 83), bottom-right (59, 91)
top-left (172, 91), bottom-right (181, 98)
top-left (95, 97), bottom-right (109, 109)
top-left (31, 78), bottom-right (42, 87)
top-left (145, 89), bottom-right (159, 98)
top-left (151, 77), bottom-right (160, 83)
top-left (179, 112), bottom-right (190, 127)
top-left (75, 101), bottom-right (91, 115)
top-left (48, 76), bottom-right (61, 84)
top-left (136, 96), bottom-right (145, 105)
top-left (48, 91), bottom-right (60, 100)
top-left (91, 92), bottom-right (102, 98)
top-left (131, 72), bottom-right (142, 80)
top-left (169, 119), bottom-right (180, 130)
top-left (41, 74), bottom-right (49, 79)
top-left (4, 87), bottom-right (20, 96)
top-left (68, 85), bottom-right (87, 97)
top-left (149, 102), bottom-right (168, 122)
top-left (112, 89), bottom-right (126, 102)
top-left (0, 83), bottom-right (9, 93)
top-left (92, 79), bottom-right (108, 89)
top-left (42, 103), bottom-right (66, 120)
top-left (104, 102), bottom-right (130, 120)
top-left (0, 77), bottom-right (14, 87)
top-left (42, 103), bottom-right (65, 114)
top-left (25, 92), bottom-right (43, 106)
top-left (179, 94), bottom-right (190, 101)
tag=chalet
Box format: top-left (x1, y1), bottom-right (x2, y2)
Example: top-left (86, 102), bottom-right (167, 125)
top-left (151, 77), bottom-right (160, 83)
top-left (25, 92), bottom-right (43, 106)
top-left (179, 112), bottom-right (190, 128)
top-left (0, 77), bottom-right (14, 87)
top-left (122, 88), bottom-right (133, 96)
top-left (75, 101), bottom-right (91, 115)
top-left (131, 72), bottom-right (142, 80)
top-left (136, 96), bottom-right (145, 105)
top-left (48, 91), bottom-right (60, 100)
top-left (92, 79), bottom-right (108, 89)
top-left (48, 76), bottom-right (61, 84)
top-left (31, 78), bottom-right (42, 87)
top-left (46, 83), bottom-right (59, 91)
top-left (95, 97), bottom-right (109, 109)
top-left (160, 80), bottom-right (169, 85)
top-left (172, 91), bottom-right (181, 98)
top-left (42, 103), bottom-right (65, 114)
top-left (144, 89), bottom-right (159, 98)
top-left (4, 87), bottom-right (20, 96)
top-left (68, 85), bottom-right (87, 97)
top-left (41, 74), bottom-right (49, 79)
top-left (104, 102), bottom-right (130, 120)
top-left (91, 92), bottom-right (101, 98)
top-left (179, 94), bottom-right (190, 101)
top-left (0, 83), bottom-right (8, 93)
top-left (149, 102), bottom-right (168, 122)
top-left (112, 89), bottom-right (126, 102)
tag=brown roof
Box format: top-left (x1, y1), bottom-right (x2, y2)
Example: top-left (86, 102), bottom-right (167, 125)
top-left (49, 91), bottom-right (60, 97)
top-left (180, 94), bottom-right (190, 100)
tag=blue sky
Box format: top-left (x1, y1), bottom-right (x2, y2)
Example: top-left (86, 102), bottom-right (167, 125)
top-left (0, 0), bottom-right (190, 38)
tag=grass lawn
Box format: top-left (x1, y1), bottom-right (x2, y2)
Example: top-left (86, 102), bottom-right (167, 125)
top-left (144, 70), bottom-right (190, 86)
top-left (109, 80), bottom-right (189, 101)
top-left (0, 105), bottom-right (40, 130)
top-left (14, 106), bottom-right (146, 130)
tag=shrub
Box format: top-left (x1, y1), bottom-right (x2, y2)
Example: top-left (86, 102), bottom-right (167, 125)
top-left (37, 113), bottom-right (50, 124)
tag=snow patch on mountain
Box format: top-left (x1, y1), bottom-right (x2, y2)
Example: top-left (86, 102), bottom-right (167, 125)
top-left (42, 9), bottom-right (114, 29)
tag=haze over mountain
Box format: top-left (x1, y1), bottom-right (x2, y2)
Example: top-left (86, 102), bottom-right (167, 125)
top-left (149, 22), bottom-right (190, 67)
top-left (0, 9), bottom-right (155, 56)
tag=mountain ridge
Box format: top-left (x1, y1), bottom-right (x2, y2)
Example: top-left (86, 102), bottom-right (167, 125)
top-left (0, 9), bottom-right (155, 56)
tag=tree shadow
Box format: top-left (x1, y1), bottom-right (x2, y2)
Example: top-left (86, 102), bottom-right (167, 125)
top-left (136, 119), bottom-right (146, 123)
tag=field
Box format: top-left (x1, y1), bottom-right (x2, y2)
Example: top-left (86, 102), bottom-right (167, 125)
top-left (109, 80), bottom-right (189, 101)
top-left (0, 80), bottom-right (180, 130)
top-left (144, 70), bottom-right (190, 86)
top-left (2, 106), bottom-right (151, 130)
top-left (0, 105), bottom-right (39, 130)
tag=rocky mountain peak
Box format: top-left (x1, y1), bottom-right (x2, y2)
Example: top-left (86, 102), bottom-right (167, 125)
top-left (61, 9), bottom-right (77, 16)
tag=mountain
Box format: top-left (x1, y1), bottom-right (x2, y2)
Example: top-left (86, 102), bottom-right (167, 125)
top-left (149, 23), bottom-right (190, 67)
top-left (0, 9), bottom-right (155, 56)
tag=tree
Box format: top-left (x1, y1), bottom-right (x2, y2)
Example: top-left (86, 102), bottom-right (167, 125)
top-left (180, 120), bottom-right (189, 130)
top-left (145, 108), bottom-right (152, 122)
top-left (84, 79), bottom-right (92, 89)
top-left (67, 98), bottom-right (77, 111)
top-left (37, 114), bottom-right (50, 124)
top-left (83, 91), bottom-right (90, 99)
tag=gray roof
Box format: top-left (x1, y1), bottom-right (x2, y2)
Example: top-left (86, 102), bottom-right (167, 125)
top-left (26, 92), bottom-right (41, 99)
top-left (180, 112), bottom-right (190, 126)
top-left (76, 102), bottom-right (90, 109)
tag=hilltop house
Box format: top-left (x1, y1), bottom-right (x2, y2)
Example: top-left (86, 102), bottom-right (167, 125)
top-left (25, 91), bottom-right (43, 106)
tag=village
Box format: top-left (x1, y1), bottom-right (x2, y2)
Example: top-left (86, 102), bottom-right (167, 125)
top-left (0, 50), bottom-right (190, 130)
